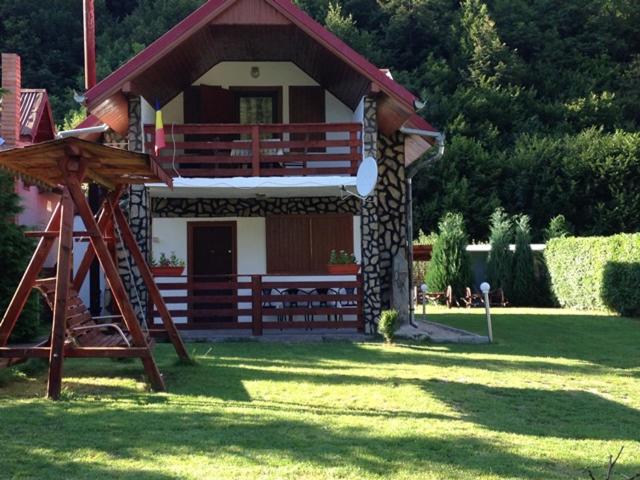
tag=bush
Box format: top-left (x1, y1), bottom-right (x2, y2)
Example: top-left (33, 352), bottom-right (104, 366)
top-left (486, 208), bottom-right (512, 294)
top-left (544, 214), bottom-right (572, 241)
top-left (545, 233), bottom-right (640, 315)
top-left (0, 172), bottom-right (43, 342)
top-left (425, 212), bottom-right (472, 297)
top-left (378, 309), bottom-right (399, 343)
top-left (510, 215), bottom-right (535, 306)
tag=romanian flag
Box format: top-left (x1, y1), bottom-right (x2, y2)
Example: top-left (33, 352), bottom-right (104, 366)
top-left (154, 104), bottom-right (166, 155)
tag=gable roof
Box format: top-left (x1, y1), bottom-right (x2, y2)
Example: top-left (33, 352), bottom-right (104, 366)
top-left (85, 0), bottom-right (429, 136)
top-left (0, 88), bottom-right (56, 146)
top-left (19, 89), bottom-right (56, 143)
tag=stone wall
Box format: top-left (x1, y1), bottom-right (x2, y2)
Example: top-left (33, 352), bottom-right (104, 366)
top-left (116, 95), bottom-right (151, 322)
top-left (152, 196), bottom-right (360, 217)
top-left (377, 132), bottom-right (407, 311)
top-left (360, 97), bottom-right (382, 332)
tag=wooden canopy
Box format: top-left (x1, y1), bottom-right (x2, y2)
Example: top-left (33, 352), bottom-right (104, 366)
top-left (0, 138), bottom-right (187, 399)
top-left (0, 137), bottom-right (173, 190)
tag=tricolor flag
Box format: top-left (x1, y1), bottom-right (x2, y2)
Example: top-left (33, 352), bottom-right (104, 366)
top-left (154, 103), bottom-right (166, 156)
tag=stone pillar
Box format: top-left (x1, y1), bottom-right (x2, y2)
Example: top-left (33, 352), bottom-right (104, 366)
top-left (361, 97), bottom-right (381, 333)
top-left (392, 252), bottom-right (410, 323)
top-left (115, 95), bottom-right (151, 322)
top-left (377, 132), bottom-right (408, 316)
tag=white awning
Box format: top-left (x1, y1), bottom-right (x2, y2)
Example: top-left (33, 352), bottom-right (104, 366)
top-left (147, 176), bottom-right (358, 198)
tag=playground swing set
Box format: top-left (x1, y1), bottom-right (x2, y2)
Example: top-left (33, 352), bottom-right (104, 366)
top-left (0, 137), bottom-right (190, 399)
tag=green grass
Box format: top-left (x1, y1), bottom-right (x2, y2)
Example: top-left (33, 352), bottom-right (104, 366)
top-left (1, 308), bottom-right (639, 479)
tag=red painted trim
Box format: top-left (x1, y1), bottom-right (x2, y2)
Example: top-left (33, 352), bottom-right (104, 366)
top-left (85, 0), bottom-right (418, 115)
top-left (406, 113), bottom-right (437, 133)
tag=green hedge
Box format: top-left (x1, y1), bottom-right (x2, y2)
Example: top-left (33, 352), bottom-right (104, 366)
top-left (545, 234), bottom-right (640, 315)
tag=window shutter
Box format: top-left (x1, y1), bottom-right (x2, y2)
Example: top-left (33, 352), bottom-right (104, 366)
top-left (266, 214), bottom-right (353, 274)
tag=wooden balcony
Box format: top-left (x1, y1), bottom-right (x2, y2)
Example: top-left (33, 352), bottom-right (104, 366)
top-left (143, 122), bottom-right (363, 178)
top-left (148, 273), bottom-right (365, 334)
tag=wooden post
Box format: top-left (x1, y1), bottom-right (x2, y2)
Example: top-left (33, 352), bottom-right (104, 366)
top-left (356, 273), bottom-right (365, 333)
top-left (110, 197), bottom-right (190, 361)
top-left (66, 178), bottom-right (166, 392)
top-left (350, 129), bottom-right (359, 175)
top-left (251, 125), bottom-right (260, 176)
top-left (47, 188), bottom-right (74, 400)
top-left (0, 200), bottom-right (62, 346)
top-left (251, 275), bottom-right (263, 336)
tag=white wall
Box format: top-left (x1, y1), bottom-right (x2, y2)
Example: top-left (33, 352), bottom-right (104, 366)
top-left (142, 61), bottom-right (355, 128)
top-left (151, 215), bottom-right (361, 324)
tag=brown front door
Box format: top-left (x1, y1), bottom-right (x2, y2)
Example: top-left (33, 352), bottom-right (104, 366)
top-left (188, 222), bottom-right (237, 324)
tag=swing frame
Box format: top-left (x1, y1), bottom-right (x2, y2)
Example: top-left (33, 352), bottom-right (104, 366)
top-left (0, 138), bottom-right (190, 399)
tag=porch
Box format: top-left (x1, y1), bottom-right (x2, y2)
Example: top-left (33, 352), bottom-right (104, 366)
top-left (143, 122), bottom-right (362, 178)
top-left (149, 273), bottom-right (365, 335)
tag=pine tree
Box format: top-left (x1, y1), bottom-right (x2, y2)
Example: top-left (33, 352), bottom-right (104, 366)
top-left (425, 212), bottom-right (472, 297)
top-left (511, 214), bottom-right (535, 306)
top-left (486, 207), bottom-right (512, 294)
top-left (0, 173), bottom-right (42, 341)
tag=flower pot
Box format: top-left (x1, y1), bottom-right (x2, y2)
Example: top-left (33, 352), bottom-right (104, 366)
top-left (327, 264), bottom-right (360, 275)
top-left (151, 266), bottom-right (185, 277)
top-left (413, 244), bottom-right (433, 262)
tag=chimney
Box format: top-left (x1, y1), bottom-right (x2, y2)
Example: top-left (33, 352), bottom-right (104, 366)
top-left (1, 53), bottom-right (21, 147)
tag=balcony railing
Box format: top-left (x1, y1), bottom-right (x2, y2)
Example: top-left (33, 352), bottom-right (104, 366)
top-left (143, 122), bottom-right (363, 178)
top-left (149, 273), bottom-right (365, 335)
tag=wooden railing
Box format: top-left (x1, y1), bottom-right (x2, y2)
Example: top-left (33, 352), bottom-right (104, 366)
top-left (143, 123), bottom-right (362, 178)
top-left (149, 274), bottom-right (365, 334)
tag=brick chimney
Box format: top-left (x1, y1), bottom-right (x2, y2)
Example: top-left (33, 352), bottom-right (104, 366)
top-left (1, 53), bottom-right (21, 147)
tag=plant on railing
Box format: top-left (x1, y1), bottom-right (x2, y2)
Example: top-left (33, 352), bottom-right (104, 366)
top-left (329, 249), bottom-right (356, 265)
top-left (328, 250), bottom-right (359, 274)
top-left (150, 251), bottom-right (185, 276)
top-left (378, 309), bottom-right (399, 343)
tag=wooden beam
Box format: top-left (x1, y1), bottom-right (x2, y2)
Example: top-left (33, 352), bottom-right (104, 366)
top-left (66, 177), bottom-right (166, 392)
top-left (47, 188), bottom-right (74, 400)
top-left (0, 200), bottom-right (62, 346)
top-left (110, 197), bottom-right (190, 362)
top-left (0, 347), bottom-right (50, 358)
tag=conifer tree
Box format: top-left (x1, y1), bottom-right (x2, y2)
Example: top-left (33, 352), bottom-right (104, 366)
top-left (486, 208), bottom-right (512, 294)
top-left (511, 214), bottom-right (535, 306)
top-left (426, 212), bottom-right (472, 297)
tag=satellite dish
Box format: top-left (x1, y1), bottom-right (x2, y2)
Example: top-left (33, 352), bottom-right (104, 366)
top-left (356, 156), bottom-right (378, 197)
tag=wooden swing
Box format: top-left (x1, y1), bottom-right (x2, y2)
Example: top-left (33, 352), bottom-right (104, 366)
top-left (0, 137), bottom-right (190, 399)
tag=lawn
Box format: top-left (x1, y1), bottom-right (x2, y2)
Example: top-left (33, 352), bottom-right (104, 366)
top-left (0, 307), bottom-right (639, 479)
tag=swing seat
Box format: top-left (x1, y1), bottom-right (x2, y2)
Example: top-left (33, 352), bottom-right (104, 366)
top-left (35, 278), bottom-right (154, 349)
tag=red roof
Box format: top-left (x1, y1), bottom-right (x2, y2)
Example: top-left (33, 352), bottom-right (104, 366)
top-left (19, 89), bottom-right (56, 143)
top-left (85, 0), bottom-right (419, 114)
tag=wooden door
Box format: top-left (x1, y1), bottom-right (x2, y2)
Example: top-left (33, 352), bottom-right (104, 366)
top-left (188, 222), bottom-right (237, 324)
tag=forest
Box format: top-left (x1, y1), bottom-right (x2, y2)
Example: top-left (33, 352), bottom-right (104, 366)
top-left (1, 0), bottom-right (638, 241)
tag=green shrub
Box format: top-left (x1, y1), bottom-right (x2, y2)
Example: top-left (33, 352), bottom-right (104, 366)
top-left (378, 309), bottom-right (399, 343)
top-left (425, 212), bottom-right (472, 297)
top-left (544, 214), bottom-right (572, 241)
top-left (545, 233), bottom-right (640, 314)
top-left (510, 215), bottom-right (535, 306)
top-left (486, 208), bottom-right (512, 294)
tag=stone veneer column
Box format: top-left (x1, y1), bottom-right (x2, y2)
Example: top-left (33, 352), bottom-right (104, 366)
top-left (376, 132), bottom-right (407, 314)
top-left (115, 96), bottom-right (150, 322)
top-left (361, 97), bottom-right (382, 333)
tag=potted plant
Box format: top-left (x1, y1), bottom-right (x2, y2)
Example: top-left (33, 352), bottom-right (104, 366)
top-left (150, 251), bottom-right (185, 276)
top-left (327, 249), bottom-right (360, 274)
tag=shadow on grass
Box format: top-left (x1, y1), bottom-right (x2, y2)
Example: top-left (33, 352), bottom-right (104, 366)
top-left (417, 311), bottom-right (640, 370)
top-left (1, 400), bottom-right (626, 479)
top-left (423, 379), bottom-right (639, 441)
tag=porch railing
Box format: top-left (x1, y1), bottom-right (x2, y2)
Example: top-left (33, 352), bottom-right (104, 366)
top-left (143, 123), bottom-right (363, 178)
top-left (149, 274), bottom-right (365, 334)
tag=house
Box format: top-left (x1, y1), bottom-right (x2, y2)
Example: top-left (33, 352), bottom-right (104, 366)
top-left (80, 0), bottom-right (441, 334)
top-left (0, 53), bottom-right (59, 246)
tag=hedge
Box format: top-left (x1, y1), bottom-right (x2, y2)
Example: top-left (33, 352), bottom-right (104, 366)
top-left (544, 233), bottom-right (640, 315)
